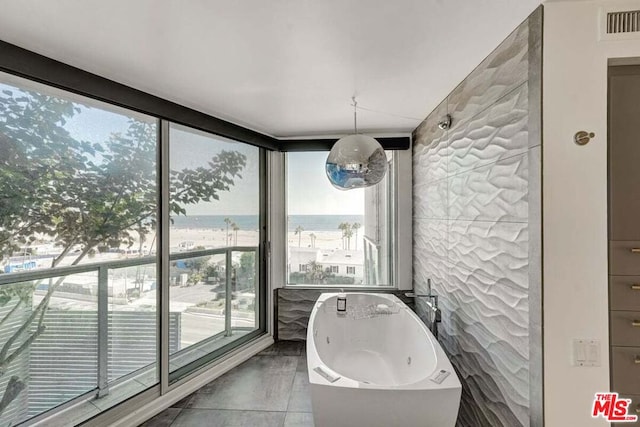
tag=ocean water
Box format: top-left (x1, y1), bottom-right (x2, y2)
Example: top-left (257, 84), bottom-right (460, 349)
top-left (171, 215), bottom-right (364, 232)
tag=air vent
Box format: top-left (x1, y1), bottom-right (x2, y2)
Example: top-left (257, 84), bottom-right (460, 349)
top-left (607, 10), bottom-right (640, 34)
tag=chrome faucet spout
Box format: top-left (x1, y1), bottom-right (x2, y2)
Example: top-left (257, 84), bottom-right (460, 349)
top-left (405, 291), bottom-right (441, 338)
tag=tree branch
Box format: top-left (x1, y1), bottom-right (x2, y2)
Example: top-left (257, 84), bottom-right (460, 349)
top-left (0, 272), bottom-right (66, 363)
top-left (0, 325), bottom-right (45, 375)
top-left (0, 376), bottom-right (25, 415)
top-left (0, 216), bottom-right (48, 247)
top-left (50, 238), bottom-right (78, 268)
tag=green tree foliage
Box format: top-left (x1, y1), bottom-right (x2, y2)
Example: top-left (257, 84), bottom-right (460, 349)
top-left (288, 270), bottom-right (355, 286)
top-left (287, 261), bottom-right (355, 285)
top-left (0, 88), bottom-right (246, 267)
top-left (236, 252), bottom-right (255, 290)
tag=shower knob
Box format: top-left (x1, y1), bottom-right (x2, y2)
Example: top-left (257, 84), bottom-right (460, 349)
top-left (438, 114), bottom-right (452, 130)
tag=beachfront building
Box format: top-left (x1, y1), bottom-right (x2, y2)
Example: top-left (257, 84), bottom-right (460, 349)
top-left (287, 247), bottom-right (364, 284)
top-left (287, 247), bottom-right (318, 274)
top-left (318, 250), bottom-right (364, 280)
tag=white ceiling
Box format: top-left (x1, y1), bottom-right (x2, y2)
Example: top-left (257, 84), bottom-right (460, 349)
top-left (0, 0), bottom-right (542, 138)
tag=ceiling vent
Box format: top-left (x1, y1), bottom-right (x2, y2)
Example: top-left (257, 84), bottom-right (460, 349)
top-left (606, 10), bottom-right (640, 34)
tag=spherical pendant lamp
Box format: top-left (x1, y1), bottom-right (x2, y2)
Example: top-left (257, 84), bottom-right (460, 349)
top-left (326, 98), bottom-right (388, 190)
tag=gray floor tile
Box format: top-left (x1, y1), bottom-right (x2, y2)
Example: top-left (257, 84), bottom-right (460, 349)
top-left (284, 412), bottom-right (315, 427)
top-left (188, 356), bottom-right (297, 411)
top-left (287, 373), bottom-right (312, 413)
top-left (172, 409), bottom-right (285, 427)
top-left (171, 393), bottom-right (195, 408)
top-left (259, 340), bottom-right (304, 356)
top-left (139, 407), bottom-right (181, 426)
top-left (296, 355), bottom-right (308, 374)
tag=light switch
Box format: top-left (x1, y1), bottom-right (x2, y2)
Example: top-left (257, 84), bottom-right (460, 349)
top-left (587, 340), bottom-right (601, 367)
top-left (573, 339), bottom-right (600, 367)
top-left (574, 339), bottom-right (586, 365)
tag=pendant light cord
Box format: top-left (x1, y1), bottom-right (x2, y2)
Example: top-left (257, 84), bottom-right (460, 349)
top-left (352, 96), bottom-right (358, 134)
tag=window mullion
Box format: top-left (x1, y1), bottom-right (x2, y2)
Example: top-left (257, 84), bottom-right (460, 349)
top-left (158, 120), bottom-right (171, 395)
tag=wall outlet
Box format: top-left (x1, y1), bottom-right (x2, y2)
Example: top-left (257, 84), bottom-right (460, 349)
top-left (573, 339), bottom-right (601, 367)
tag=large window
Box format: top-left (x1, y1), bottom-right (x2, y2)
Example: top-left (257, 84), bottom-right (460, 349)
top-left (0, 71), bottom-right (159, 426)
top-left (286, 151), bottom-right (395, 286)
top-left (0, 71), bottom-right (265, 426)
top-left (168, 124), bottom-right (261, 377)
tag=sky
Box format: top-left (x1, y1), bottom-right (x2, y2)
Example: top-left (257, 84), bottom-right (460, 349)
top-left (169, 124), bottom-right (260, 215)
top-left (287, 152), bottom-right (364, 215)
top-left (1, 71), bottom-right (363, 217)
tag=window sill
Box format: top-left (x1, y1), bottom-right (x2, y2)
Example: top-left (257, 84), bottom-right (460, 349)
top-left (282, 284), bottom-right (397, 291)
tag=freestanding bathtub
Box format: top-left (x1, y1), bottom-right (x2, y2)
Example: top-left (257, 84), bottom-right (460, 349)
top-left (306, 293), bottom-right (461, 427)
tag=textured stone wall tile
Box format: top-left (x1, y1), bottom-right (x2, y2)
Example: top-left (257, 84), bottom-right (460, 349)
top-left (413, 135), bottom-right (449, 186)
top-left (411, 9), bottom-right (542, 427)
top-left (526, 144), bottom-right (543, 427)
top-left (414, 178), bottom-right (448, 219)
top-left (444, 268), bottom-right (529, 340)
top-left (277, 289), bottom-right (322, 341)
top-left (435, 280), bottom-right (529, 427)
top-left (449, 152), bottom-right (529, 223)
top-left (527, 7), bottom-right (542, 153)
top-left (448, 220), bottom-right (529, 292)
top-left (447, 23), bottom-right (528, 131)
top-left (413, 99), bottom-right (447, 150)
top-left (413, 219), bottom-right (448, 260)
top-left (413, 219), bottom-right (449, 298)
top-left (448, 83), bottom-right (529, 177)
top-left (413, 255), bottom-right (448, 296)
top-left (452, 350), bottom-right (528, 427)
top-left (414, 98), bottom-right (450, 187)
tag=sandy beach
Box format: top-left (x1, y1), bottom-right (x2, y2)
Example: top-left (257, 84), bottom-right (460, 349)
top-left (11, 227), bottom-right (361, 271)
top-left (166, 228), bottom-right (354, 252)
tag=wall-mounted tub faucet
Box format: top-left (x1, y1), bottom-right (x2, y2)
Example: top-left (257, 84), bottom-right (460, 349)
top-left (405, 291), bottom-right (441, 339)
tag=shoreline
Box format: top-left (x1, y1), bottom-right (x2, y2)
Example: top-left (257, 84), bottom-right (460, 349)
top-left (4, 227), bottom-right (364, 270)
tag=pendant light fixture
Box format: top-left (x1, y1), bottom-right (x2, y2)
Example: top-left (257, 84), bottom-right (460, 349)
top-left (325, 97), bottom-right (388, 190)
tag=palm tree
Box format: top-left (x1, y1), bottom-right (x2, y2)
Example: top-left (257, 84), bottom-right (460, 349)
top-left (224, 217), bottom-right (232, 246)
top-left (352, 222), bottom-right (361, 250)
top-left (345, 226), bottom-right (353, 250)
top-left (338, 222), bottom-right (348, 249)
top-left (232, 223), bottom-right (240, 245)
top-left (309, 233), bottom-right (316, 248)
top-left (295, 225), bottom-right (304, 247)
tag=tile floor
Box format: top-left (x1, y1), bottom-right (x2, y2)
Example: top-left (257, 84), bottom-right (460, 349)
top-left (140, 341), bottom-right (313, 427)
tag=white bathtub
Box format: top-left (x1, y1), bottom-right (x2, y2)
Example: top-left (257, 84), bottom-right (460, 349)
top-left (306, 292), bottom-right (461, 427)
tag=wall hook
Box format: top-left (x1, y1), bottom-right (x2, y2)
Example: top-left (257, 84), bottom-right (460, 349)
top-left (574, 131), bottom-right (595, 146)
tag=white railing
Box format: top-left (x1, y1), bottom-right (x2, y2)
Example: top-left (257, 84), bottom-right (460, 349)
top-left (0, 246), bottom-right (258, 411)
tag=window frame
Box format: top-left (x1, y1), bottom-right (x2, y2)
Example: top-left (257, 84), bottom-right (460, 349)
top-left (0, 69), bottom-right (269, 425)
top-left (283, 151), bottom-right (400, 289)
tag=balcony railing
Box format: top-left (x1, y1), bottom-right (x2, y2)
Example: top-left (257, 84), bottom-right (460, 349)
top-left (0, 246), bottom-right (258, 426)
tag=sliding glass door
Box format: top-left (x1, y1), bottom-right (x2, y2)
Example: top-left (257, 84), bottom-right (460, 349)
top-left (167, 124), bottom-right (262, 379)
